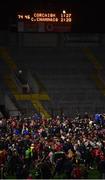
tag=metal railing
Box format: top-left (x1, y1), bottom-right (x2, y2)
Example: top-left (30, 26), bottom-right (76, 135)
top-left (7, 104), bottom-right (105, 118)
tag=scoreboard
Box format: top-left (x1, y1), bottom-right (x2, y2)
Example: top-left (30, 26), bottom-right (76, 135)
top-left (17, 11), bottom-right (72, 32)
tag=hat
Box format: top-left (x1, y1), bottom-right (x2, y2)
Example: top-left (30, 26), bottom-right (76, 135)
top-left (30, 144), bottom-right (34, 149)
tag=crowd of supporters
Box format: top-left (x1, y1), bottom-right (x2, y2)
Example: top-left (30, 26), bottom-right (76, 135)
top-left (0, 112), bottom-right (105, 179)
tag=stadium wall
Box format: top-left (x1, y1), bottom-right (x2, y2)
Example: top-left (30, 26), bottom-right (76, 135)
top-left (0, 31), bottom-right (103, 48)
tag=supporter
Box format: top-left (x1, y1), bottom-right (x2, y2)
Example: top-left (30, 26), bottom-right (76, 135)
top-left (0, 112), bottom-right (105, 179)
top-left (71, 163), bottom-right (82, 179)
top-left (98, 155), bottom-right (105, 179)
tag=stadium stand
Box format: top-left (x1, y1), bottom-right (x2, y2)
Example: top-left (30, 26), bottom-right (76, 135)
top-left (0, 32), bottom-right (105, 116)
top-left (0, 1), bottom-right (105, 179)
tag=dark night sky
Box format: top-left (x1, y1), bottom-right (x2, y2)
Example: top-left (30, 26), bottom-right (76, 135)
top-left (0, 0), bottom-right (104, 32)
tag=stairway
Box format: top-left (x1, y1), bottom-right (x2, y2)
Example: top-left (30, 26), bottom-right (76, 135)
top-left (84, 47), bottom-right (105, 97)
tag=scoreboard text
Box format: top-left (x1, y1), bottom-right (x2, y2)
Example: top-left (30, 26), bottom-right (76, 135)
top-left (17, 11), bottom-right (72, 32)
top-left (17, 12), bottom-right (72, 23)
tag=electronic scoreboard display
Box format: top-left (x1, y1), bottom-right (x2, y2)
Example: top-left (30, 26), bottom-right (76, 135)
top-left (17, 11), bottom-right (72, 32)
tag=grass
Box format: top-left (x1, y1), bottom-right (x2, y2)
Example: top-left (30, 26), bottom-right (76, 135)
top-left (88, 169), bottom-right (101, 179)
top-left (6, 167), bottom-right (101, 179)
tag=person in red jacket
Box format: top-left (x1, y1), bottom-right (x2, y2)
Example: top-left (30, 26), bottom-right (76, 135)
top-left (27, 174), bottom-right (33, 180)
top-left (71, 164), bottom-right (82, 179)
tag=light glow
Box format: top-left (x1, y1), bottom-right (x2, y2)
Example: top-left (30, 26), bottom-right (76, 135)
top-left (63, 10), bottom-right (66, 14)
